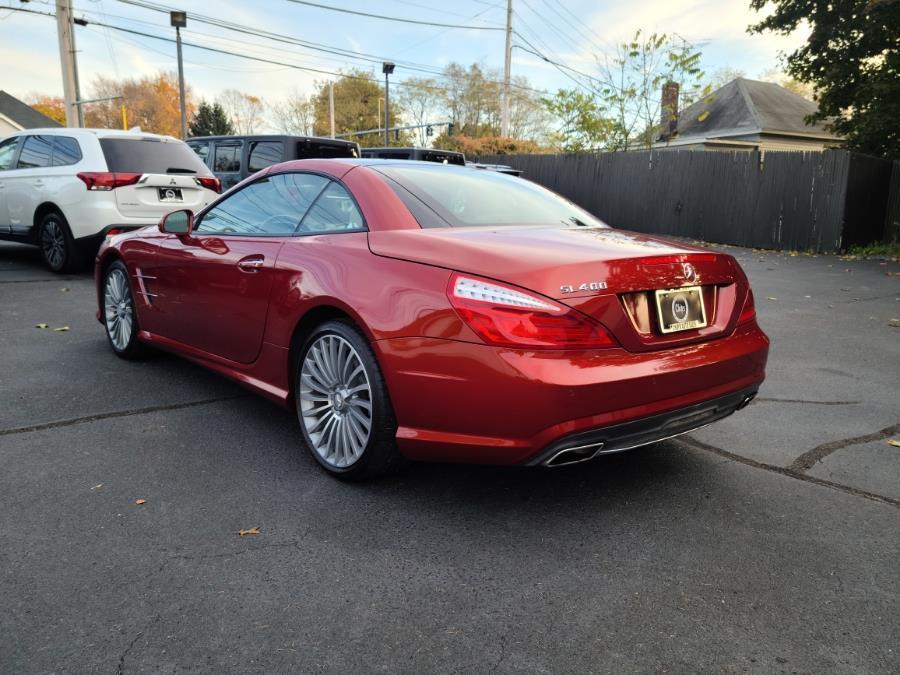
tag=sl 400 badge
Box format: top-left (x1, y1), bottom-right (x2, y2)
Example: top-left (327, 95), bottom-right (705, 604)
top-left (560, 281), bottom-right (608, 293)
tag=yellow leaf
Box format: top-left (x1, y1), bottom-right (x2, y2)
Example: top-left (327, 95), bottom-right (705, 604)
top-left (35, 323), bottom-right (48, 329)
top-left (888, 319), bottom-right (900, 328)
top-left (697, 110), bottom-right (710, 122)
top-left (766, 297), bottom-right (777, 301)
top-left (53, 326), bottom-right (70, 332)
top-left (135, 498), bottom-right (146, 505)
top-left (60, 287), bottom-right (70, 292)
top-left (887, 439), bottom-right (900, 448)
top-left (238, 527), bottom-right (260, 536)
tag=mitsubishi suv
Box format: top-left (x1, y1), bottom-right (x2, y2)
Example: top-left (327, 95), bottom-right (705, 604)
top-left (0, 128), bottom-right (220, 272)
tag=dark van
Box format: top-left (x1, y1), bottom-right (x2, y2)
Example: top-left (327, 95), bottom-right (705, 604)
top-left (187, 135), bottom-right (361, 190)
top-left (361, 147), bottom-right (466, 166)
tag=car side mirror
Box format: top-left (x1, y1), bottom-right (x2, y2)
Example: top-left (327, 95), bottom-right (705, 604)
top-left (159, 209), bottom-right (194, 235)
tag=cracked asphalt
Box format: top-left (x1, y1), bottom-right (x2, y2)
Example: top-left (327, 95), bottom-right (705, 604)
top-left (1, 240), bottom-right (898, 673)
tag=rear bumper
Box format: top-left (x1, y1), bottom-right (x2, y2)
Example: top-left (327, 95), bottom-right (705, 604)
top-left (76, 224), bottom-right (145, 255)
top-left (375, 322), bottom-right (768, 465)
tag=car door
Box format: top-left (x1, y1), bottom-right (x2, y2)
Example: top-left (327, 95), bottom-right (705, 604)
top-left (153, 171), bottom-right (332, 364)
top-left (0, 136), bottom-right (22, 233)
top-left (6, 135), bottom-right (52, 236)
top-left (212, 140), bottom-right (243, 191)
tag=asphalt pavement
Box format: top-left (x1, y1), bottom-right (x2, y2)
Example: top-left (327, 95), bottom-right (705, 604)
top-left (1, 240), bottom-right (898, 673)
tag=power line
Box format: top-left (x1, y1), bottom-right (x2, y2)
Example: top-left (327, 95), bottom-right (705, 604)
top-left (282, 0), bottom-right (505, 30)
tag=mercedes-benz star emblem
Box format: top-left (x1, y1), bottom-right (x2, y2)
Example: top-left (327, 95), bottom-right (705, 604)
top-left (682, 262), bottom-right (695, 280)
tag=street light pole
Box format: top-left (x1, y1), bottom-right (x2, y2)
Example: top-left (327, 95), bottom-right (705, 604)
top-left (171, 11), bottom-right (187, 139)
top-left (382, 62), bottom-right (395, 146)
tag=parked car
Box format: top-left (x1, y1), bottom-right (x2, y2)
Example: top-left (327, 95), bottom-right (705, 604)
top-left (187, 134), bottom-right (360, 191)
top-left (95, 159), bottom-right (768, 481)
top-left (0, 128), bottom-right (219, 273)
top-left (361, 147), bottom-right (466, 165)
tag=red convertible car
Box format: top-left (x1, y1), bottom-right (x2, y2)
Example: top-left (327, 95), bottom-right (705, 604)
top-left (95, 160), bottom-right (768, 480)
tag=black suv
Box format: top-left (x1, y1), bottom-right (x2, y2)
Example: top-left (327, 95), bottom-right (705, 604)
top-left (187, 135), bottom-right (361, 190)
top-left (361, 147), bottom-right (466, 166)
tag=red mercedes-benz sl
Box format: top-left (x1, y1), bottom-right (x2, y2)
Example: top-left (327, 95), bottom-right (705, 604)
top-left (95, 159), bottom-right (768, 480)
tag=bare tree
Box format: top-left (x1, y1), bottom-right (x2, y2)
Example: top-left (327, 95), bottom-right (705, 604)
top-left (396, 77), bottom-right (443, 146)
top-left (270, 92), bottom-right (315, 136)
top-left (218, 89), bottom-right (265, 134)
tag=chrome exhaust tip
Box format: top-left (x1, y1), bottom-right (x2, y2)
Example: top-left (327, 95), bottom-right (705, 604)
top-left (544, 442), bottom-right (605, 467)
top-left (737, 393), bottom-right (757, 410)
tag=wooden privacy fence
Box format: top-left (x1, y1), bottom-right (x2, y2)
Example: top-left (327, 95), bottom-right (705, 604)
top-left (477, 150), bottom-right (895, 252)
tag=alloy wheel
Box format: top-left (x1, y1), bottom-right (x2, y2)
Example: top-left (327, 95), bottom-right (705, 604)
top-left (104, 268), bottom-right (134, 351)
top-left (299, 334), bottom-right (373, 468)
top-left (41, 219), bottom-right (66, 270)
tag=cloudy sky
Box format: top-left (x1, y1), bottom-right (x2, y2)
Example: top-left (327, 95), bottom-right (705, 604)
top-left (0, 0), bottom-right (807, 122)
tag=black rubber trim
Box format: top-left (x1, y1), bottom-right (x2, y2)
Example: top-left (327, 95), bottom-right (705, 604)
top-left (527, 386), bottom-right (759, 466)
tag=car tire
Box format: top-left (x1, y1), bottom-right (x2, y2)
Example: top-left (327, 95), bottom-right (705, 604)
top-left (294, 319), bottom-right (403, 481)
top-left (102, 260), bottom-right (148, 360)
top-left (38, 211), bottom-right (81, 274)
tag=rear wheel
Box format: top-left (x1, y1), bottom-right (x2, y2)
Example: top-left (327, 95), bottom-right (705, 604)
top-left (102, 260), bottom-right (147, 360)
top-left (295, 319), bottom-right (402, 480)
top-left (39, 211), bottom-right (81, 274)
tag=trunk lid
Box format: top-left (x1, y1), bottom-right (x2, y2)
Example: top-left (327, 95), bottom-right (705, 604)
top-left (113, 173), bottom-right (211, 218)
top-left (369, 225), bottom-right (750, 351)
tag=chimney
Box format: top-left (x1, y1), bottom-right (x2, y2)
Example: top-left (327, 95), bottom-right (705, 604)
top-left (659, 81), bottom-right (680, 142)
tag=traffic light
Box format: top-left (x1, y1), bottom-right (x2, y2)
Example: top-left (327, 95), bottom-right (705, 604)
top-left (426, 125), bottom-right (433, 137)
top-left (447, 123), bottom-right (455, 136)
top-left (394, 129), bottom-right (400, 141)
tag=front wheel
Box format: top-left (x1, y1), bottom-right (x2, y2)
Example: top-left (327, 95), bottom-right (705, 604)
top-left (102, 260), bottom-right (147, 360)
top-left (295, 320), bottom-right (402, 481)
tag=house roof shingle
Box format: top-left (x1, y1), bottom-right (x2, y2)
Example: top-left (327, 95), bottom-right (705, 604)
top-left (673, 78), bottom-right (841, 142)
top-left (0, 90), bottom-right (63, 130)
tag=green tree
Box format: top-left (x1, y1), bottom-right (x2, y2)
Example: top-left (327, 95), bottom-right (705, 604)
top-left (311, 70), bottom-right (409, 147)
top-left (749, 0), bottom-right (900, 158)
top-left (542, 89), bottom-right (611, 152)
top-left (189, 101), bottom-right (234, 137)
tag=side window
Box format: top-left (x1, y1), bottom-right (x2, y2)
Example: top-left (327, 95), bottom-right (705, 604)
top-left (51, 136), bottom-right (82, 167)
top-left (196, 172), bottom-right (329, 236)
top-left (213, 142), bottom-right (241, 173)
top-left (298, 181), bottom-right (365, 234)
top-left (248, 141), bottom-right (283, 173)
top-left (188, 142), bottom-right (210, 165)
top-left (0, 137), bottom-right (20, 171)
top-left (16, 135), bottom-right (53, 169)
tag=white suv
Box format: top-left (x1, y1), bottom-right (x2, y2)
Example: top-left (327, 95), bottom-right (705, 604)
top-left (0, 128), bottom-right (220, 272)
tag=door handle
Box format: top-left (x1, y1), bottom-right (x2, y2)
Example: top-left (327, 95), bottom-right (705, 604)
top-left (237, 256), bottom-right (264, 272)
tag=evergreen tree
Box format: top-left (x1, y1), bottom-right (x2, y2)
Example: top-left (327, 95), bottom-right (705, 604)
top-left (188, 101), bottom-right (235, 137)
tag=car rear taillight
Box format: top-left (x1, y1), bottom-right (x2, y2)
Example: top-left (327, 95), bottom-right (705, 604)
top-left (77, 172), bottom-right (141, 191)
top-left (447, 274), bottom-right (618, 350)
top-left (738, 288), bottom-right (756, 324)
top-left (194, 176), bottom-right (221, 193)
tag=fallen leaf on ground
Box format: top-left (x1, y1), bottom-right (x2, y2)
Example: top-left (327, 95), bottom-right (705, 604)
top-left (91, 484), bottom-right (103, 490)
top-left (238, 527), bottom-right (260, 536)
top-left (60, 287), bottom-right (70, 292)
top-left (888, 319), bottom-right (900, 328)
top-left (887, 439), bottom-right (900, 448)
top-left (134, 498), bottom-right (146, 505)
top-left (766, 297), bottom-right (777, 301)
top-left (53, 326), bottom-right (70, 332)
top-left (35, 323), bottom-right (48, 329)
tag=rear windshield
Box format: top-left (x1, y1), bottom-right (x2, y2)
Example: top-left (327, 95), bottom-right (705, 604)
top-left (421, 151), bottom-right (465, 166)
top-left (100, 137), bottom-right (211, 175)
top-left (295, 140), bottom-right (359, 160)
top-left (373, 164), bottom-right (608, 229)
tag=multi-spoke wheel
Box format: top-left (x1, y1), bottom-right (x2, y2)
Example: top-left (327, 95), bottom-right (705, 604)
top-left (295, 320), bottom-right (402, 480)
top-left (39, 212), bottom-right (80, 273)
top-left (102, 260), bottom-right (146, 359)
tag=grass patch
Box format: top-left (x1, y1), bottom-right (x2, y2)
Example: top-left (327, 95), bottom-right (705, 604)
top-left (845, 242), bottom-right (900, 258)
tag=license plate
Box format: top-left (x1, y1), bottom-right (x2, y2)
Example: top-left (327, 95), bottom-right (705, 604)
top-left (654, 286), bottom-right (707, 333)
top-left (157, 187), bottom-right (183, 202)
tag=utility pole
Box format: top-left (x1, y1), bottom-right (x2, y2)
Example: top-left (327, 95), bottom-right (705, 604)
top-left (382, 62), bottom-right (394, 146)
top-left (501, 0), bottom-right (513, 138)
top-left (171, 11), bottom-right (188, 139)
top-left (329, 81), bottom-right (335, 138)
top-left (56, 0), bottom-right (81, 127)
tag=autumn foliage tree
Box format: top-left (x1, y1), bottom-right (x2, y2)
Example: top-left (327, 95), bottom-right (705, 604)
top-left (27, 94), bottom-right (66, 125)
top-left (84, 72), bottom-right (194, 137)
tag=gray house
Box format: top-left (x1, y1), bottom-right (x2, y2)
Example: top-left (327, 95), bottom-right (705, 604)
top-left (655, 78), bottom-right (843, 152)
top-left (0, 90), bottom-right (62, 135)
